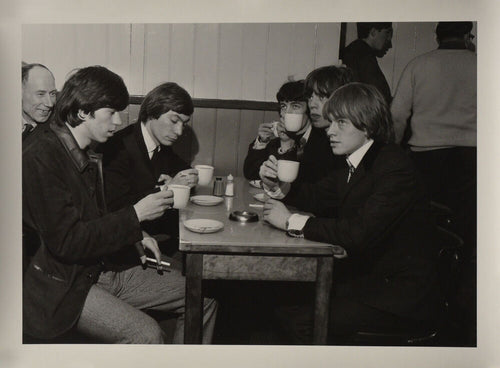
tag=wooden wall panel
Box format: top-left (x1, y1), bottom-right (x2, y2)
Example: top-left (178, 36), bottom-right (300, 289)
top-left (191, 108), bottom-right (217, 167)
top-left (265, 23), bottom-right (295, 101)
top-left (193, 24), bottom-right (219, 98)
top-left (170, 24), bottom-right (196, 95)
top-left (241, 24), bottom-right (268, 101)
top-left (130, 24), bottom-right (146, 95)
top-left (315, 23), bottom-right (342, 67)
top-left (237, 110), bottom-right (266, 176)
top-left (213, 109), bottom-right (241, 175)
top-left (288, 24), bottom-right (317, 81)
top-left (107, 24), bottom-right (132, 91)
top-left (143, 24), bottom-right (171, 92)
top-left (217, 24), bottom-right (244, 99)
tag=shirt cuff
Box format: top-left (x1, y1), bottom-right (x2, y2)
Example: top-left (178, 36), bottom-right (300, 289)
top-left (287, 213), bottom-right (310, 231)
top-left (252, 137), bottom-right (268, 150)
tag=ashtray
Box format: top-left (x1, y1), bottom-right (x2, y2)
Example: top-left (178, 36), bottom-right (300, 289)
top-left (229, 211), bottom-right (259, 223)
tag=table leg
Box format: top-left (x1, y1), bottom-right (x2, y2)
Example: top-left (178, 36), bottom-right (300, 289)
top-left (313, 256), bottom-right (334, 344)
top-left (184, 253), bottom-right (203, 344)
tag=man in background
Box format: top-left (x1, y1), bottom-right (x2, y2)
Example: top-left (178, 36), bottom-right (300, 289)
top-left (22, 63), bottom-right (57, 140)
top-left (341, 22), bottom-right (393, 104)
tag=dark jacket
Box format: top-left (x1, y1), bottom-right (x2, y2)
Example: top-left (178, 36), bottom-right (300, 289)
top-left (244, 127), bottom-right (343, 184)
top-left (285, 142), bottom-right (440, 322)
top-left (22, 122), bottom-right (143, 339)
top-left (99, 122), bottom-right (190, 212)
top-left (342, 39), bottom-right (392, 104)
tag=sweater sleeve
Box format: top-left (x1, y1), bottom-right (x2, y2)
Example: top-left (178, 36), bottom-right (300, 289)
top-left (391, 63), bottom-right (414, 144)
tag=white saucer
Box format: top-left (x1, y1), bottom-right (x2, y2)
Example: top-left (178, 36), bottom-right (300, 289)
top-left (253, 193), bottom-right (268, 203)
top-left (183, 219), bottom-right (224, 234)
top-left (190, 195), bottom-right (224, 206)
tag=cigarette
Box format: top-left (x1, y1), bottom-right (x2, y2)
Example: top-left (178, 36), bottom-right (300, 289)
top-left (249, 203), bottom-right (264, 208)
top-left (145, 257), bottom-right (171, 267)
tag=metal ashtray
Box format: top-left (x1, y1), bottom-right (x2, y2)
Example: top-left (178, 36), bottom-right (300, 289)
top-left (229, 210), bottom-right (259, 223)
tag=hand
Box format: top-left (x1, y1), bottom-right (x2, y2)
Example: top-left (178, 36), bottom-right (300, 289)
top-left (134, 231), bottom-right (163, 271)
top-left (169, 168), bottom-right (199, 188)
top-left (257, 122), bottom-right (276, 143)
top-left (259, 155), bottom-right (278, 188)
top-left (263, 199), bottom-right (291, 230)
top-left (133, 190), bottom-right (174, 222)
top-left (276, 121), bottom-right (292, 142)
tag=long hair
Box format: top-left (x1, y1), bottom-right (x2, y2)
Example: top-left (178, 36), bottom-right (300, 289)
top-left (323, 82), bottom-right (395, 143)
top-left (138, 82), bottom-right (193, 123)
top-left (54, 66), bottom-right (129, 127)
top-left (304, 65), bottom-right (355, 99)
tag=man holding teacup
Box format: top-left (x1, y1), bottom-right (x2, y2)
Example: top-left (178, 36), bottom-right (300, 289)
top-left (99, 82), bottom-right (199, 257)
top-left (258, 66), bottom-right (353, 189)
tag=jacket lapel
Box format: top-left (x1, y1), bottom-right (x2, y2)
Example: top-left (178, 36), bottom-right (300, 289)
top-left (339, 142), bottom-right (383, 203)
top-left (130, 122), bottom-right (157, 181)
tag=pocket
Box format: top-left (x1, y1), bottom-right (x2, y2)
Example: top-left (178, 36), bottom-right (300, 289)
top-left (32, 263), bottom-right (67, 284)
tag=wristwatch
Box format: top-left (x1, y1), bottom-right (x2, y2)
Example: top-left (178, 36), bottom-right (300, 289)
top-left (287, 229), bottom-right (304, 238)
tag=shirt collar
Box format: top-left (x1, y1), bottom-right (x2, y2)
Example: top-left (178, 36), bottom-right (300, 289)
top-left (141, 123), bottom-right (159, 157)
top-left (346, 139), bottom-right (374, 169)
top-left (22, 116), bottom-right (36, 129)
top-left (301, 124), bottom-right (312, 142)
top-left (50, 122), bottom-right (91, 172)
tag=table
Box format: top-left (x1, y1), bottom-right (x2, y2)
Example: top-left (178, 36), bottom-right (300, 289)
top-left (179, 177), bottom-right (335, 344)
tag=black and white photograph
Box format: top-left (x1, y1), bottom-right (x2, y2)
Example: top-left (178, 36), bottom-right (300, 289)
top-left (1, 1), bottom-right (499, 367)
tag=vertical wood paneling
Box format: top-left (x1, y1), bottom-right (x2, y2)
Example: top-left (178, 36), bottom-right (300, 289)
top-left (74, 25), bottom-right (109, 69)
top-left (143, 24), bottom-right (171, 92)
top-left (237, 110), bottom-right (265, 176)
top-left (107, 24), bottom-right (132, 91)
top-left (241, 24), bottom-right (268, 100)
top-left (213, 109), bottom-right (240, 175)
top-left (218, 24), bottom-right (244, 99)
top-left (265, 23), bottom-right (295, 101)
top-left (191, 108), bottom-right (217, 166)
top-left (193, 24), bottom-right (219, 98)
top-left (315, 23), bottom-right (342, 67)
top-left (288, 24), bottom-right (317, 81)
top-left (170, 24), bottom-right (195, 95)
top-left (43, 25), bottom-right (77, 89)
top-left (130, 24), bottom-right (146, 95)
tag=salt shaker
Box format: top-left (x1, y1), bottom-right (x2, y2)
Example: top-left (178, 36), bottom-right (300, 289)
top-left (225, 174), bottom-right (234, 197)
top-left (213, 177), bottom-right (224, 196)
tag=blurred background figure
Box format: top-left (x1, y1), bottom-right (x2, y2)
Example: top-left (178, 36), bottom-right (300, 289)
top-left (341, 22), bottom-right (393, 104)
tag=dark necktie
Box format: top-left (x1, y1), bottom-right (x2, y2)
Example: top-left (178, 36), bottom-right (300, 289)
top-left (294, 135), bottom-right (307, 160)
top-left (346, 158), bottom-right (355, 183)
top-left (22, 124), bottom-right (35, 141)
top-left (150, 146), bottom-right (161, 178)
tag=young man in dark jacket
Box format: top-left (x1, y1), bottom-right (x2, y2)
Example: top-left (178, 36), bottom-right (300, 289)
top-left (23, 66), bottom-right (216, 344)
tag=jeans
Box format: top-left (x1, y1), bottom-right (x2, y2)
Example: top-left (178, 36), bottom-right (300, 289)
top-left (75, 262), bottom-right (217, 344)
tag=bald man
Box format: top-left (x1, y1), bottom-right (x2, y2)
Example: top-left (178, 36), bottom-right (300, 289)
top-left (22, 63), bottom-right (57, 140)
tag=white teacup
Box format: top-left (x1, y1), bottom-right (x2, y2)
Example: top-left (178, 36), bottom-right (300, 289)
top-left (194, 165), bottom-right (214, 186)
top-left (168, 184), bottom-right (190, 209)
top-left (284, 113), bottom-right (304, 132)
top-left (277, 160), bottom-right (300, 183)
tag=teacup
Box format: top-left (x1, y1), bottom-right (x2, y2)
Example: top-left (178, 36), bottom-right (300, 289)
top-left (284, 113), bottom-right (304, 132)
top-left (168, 184), bottom-right (190, 209)
top-left (195, 165), bottom-right (214, 186)
top-left (277, 160), bottom-right (300, 183)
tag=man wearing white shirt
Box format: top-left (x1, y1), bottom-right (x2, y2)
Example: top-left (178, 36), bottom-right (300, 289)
top-left (22, 63), bottom-right (57, 140)
top-left (263, 83), bottom-right (441, 344)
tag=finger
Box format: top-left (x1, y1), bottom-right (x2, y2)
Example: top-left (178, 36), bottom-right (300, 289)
top-left (134, 242), bottom-right (146, 264)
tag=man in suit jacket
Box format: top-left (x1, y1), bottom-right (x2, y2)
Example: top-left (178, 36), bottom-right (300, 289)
top-left (263, 83), bottom-right (440, 343)
top-left (100, 83), bottom-right (198, 253)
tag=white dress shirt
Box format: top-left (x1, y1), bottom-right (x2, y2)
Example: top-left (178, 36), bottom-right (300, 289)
top-left (141, 123), bottom-right (159, 159)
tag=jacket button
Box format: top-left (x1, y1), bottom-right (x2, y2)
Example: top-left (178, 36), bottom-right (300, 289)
top-left (87, 273), bottom-right (93, 279)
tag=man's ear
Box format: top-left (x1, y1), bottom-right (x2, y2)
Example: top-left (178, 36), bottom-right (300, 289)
top-left (77, 110), bottom-right (88, 121)
top-left (368, 28), bottom-right (378, 39)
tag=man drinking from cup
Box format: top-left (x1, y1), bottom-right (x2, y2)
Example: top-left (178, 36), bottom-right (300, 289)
top-left (258, 66), bottom-right (353, 189)
top-left (262, 83), bottom-right (440, 344)
top-left (100, 82), bottom-right (199, 257)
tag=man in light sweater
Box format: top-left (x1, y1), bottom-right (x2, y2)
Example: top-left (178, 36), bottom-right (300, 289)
top-left (391, 21), bottom-right (476, 343)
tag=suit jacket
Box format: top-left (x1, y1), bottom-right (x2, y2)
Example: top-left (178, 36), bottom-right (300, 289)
top-left (285, 142), bottom-right (440, 322)
top-left (99, 122), bottom-right (190, 244)
top-left (23, 122), bottom-right (143, 338)
top-left (243, 127), bottom-right (343, 184)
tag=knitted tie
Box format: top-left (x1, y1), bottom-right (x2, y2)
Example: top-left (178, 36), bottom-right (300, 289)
top-left (22, 124), bottom-right (35, 141)
top-left (150, 146), bottom-right (162, 178)
top-left (295, 135), bottom-right (307, 160)
top-left (346, 158), bottom-right (355, 183)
